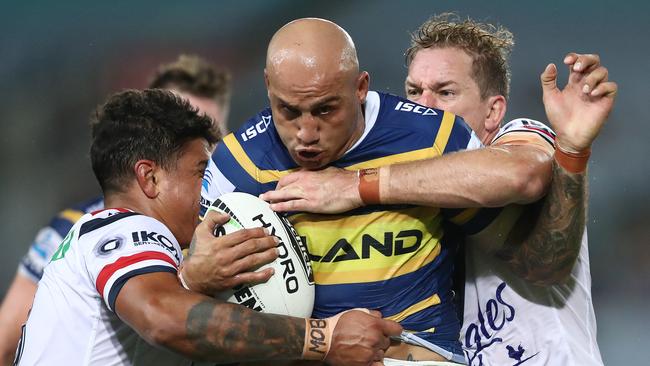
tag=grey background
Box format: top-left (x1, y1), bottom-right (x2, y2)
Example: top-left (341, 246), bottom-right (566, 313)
top-left (1, 1), bottom-right (648, 363)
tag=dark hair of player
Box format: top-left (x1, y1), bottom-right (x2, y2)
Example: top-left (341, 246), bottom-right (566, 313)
top-left (405, 13), bottom-right (514, 99)
top-left (90, 89), bottom-right (219, 194)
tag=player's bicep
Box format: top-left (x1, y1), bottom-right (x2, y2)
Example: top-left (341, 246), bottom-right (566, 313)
top-left (492, 118), bottom-right (555, 156)
top-left (114, 271), bottom-right (190, 341)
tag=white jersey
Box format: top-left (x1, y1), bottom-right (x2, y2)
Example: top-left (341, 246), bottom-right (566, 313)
top-left (460, 119), bottom-right (603, 366)
top-left (16, 208), bottom-right (191, 366)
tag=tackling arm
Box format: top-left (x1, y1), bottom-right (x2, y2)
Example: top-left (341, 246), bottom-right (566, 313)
top-left (115, 272), bottom-right (305, 363)
top-left (495, 160), bottom-right (586, 285)
top-left (495, 53), bottom-right (617, 285)
top-left (261, 129), bottom-right (552, 213)
top-left (115, 272), bottom-right (399, 365)
top-left (380, 142), bottom-right (552, 208)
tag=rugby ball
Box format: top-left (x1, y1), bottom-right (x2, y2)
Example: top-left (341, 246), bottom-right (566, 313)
top-left (207, 192), bottom-right (315, 318)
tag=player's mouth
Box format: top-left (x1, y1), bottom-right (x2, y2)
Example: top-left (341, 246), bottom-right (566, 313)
top-left (295, 149), bottom-right (324, 161)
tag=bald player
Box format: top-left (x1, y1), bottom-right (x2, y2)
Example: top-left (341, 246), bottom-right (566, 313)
top-left (200, 18), bottom-right (488, 364)
top-left (259, 16), bottom-right (616, 365)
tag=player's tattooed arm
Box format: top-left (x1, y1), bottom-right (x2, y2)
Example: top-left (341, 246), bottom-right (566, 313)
top-left (116, 272), bottom-right (305, 363)
top-left (496, 52), bottom-right (616, 285)
top-left (117, 272), bottom-right (399, 364)
top-left (496, 161), bottom-right (586, 285)
top-left (185, 299), bottom-right (305, 362)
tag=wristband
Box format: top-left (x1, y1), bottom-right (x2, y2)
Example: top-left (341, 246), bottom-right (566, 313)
top-left (302, 308), bottom-right (370, 360)
top-left (302, 318), bottom-right (333, 360)
top-left (358, 168), bottom-right (380, 205)
top-left (554, 145), bottom-right (591, 173)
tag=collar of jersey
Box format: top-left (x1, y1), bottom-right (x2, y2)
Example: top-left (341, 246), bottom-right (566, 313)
top-left (344, 90), bottom-right (380, 155)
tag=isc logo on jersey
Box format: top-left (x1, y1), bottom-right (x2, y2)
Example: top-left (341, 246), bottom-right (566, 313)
top-left (240, 114), bottom-right (272, 141)
top-left (394, 101), bottom-right (438, 116)
top-left (208, 192), bottom-right (315, 318)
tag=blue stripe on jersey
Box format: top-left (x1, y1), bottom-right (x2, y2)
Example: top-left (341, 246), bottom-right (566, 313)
top-left (312, 248), bottom-right (453, 317)
top-left (107, 266), bottom-right (177, 312)
top-left (453, 207), bottom-right (504, 236)
top-left (79, 212), bottom-right (140, 238)
top-left (48, 216), bottom-right (77, 238)
top-left (213, 141), bottom-right (268, 196)
top-left (19, 256), bottom-right (42, 280)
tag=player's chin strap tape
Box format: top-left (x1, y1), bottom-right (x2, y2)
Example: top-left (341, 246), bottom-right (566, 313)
top-left (554, 145), bottom-right (591, 173)
top-left (302, 308), bottom-right (370, 360)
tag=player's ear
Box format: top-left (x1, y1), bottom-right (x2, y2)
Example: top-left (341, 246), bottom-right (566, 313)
top-left (134, 160), bottom-right (159, 199)
top-left (485, 94), bottom-right (506, 134)
top-left (264, 69), bottom-right (272, 100)
top-left (356, 71), bottom-right (369, 103)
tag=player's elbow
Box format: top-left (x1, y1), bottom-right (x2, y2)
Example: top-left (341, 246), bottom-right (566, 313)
top-left (136, 296), bottom-right (189, 353)
top-left (508, 159), bottom-right (551, 204)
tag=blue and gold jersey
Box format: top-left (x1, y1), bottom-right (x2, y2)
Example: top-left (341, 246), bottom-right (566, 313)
top-left (201, 91), bottom-right (480, 356)
top-left (19, 196), bottom-right (104, 283)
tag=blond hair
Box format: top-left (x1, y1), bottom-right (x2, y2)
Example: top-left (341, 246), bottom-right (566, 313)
top-left (405, 13), bottom-right (514, 99)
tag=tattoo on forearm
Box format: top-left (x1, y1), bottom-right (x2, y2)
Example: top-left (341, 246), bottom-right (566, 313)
top-left (498, 161), bottom-right (586, 285)
top-left (185, 300), bottom-right (305, 362)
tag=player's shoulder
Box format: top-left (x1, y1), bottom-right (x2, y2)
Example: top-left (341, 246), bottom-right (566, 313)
top-left (76, 208), bottom-right (168, 240)
top-left (75, 208), bottom-right (181, 260)
top-left (494, 118), bottom-right (556, 146)
top-left (214, 107), bottom-right (294, 167)
top-left (374, 92), bottom-right (472, 139)
top-left (376, 92), bottom-right (445, 124)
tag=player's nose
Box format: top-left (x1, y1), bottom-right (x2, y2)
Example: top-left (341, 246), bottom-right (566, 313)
top-left (417, 91), bottom-right (437, 108)
top-left (296, 116), bottom-right (319, 145)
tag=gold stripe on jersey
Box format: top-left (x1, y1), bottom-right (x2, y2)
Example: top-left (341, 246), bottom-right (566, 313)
top-left (59, 209), bottom-right (84, 224)
top-left (432, 111), bottom-right (457, 154)
top-left (448, 207), bottom-right (480, 226)
top-left (291, 206), bottom-right (443, 284)
top-left (386, 294), bottom-right (441, 322)
top-left (346, 111), bottom-right (457, 170)
top-left (224, 111), bottom-right (458, 183)
top-left (223, 134), bottom-right (296, 183)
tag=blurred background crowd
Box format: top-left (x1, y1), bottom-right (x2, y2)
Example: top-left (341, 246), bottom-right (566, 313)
top-left (1, 1), bottom-right (647, 363)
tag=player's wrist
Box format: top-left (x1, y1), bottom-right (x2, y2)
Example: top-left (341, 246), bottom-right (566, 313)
top-left (357, 166), bottom-right (390, 205)
top-left (302, 317), bottom-right (333, 360)
top-left (554, 143), bottom-right (591, 174)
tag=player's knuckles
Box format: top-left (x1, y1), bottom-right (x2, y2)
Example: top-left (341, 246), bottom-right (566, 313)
top-left (586, 67), bottom-right (608, 84)
top-left (250, 268), bottom-right (273, 283)
top-left (241, 237), bottom-right (274, 255)
top-left (233, 228), bottom-right (266, 242)
top-left (581, 53), bottom-right (600, 64)
top-left (249, 249), bottom-right (278, 267)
